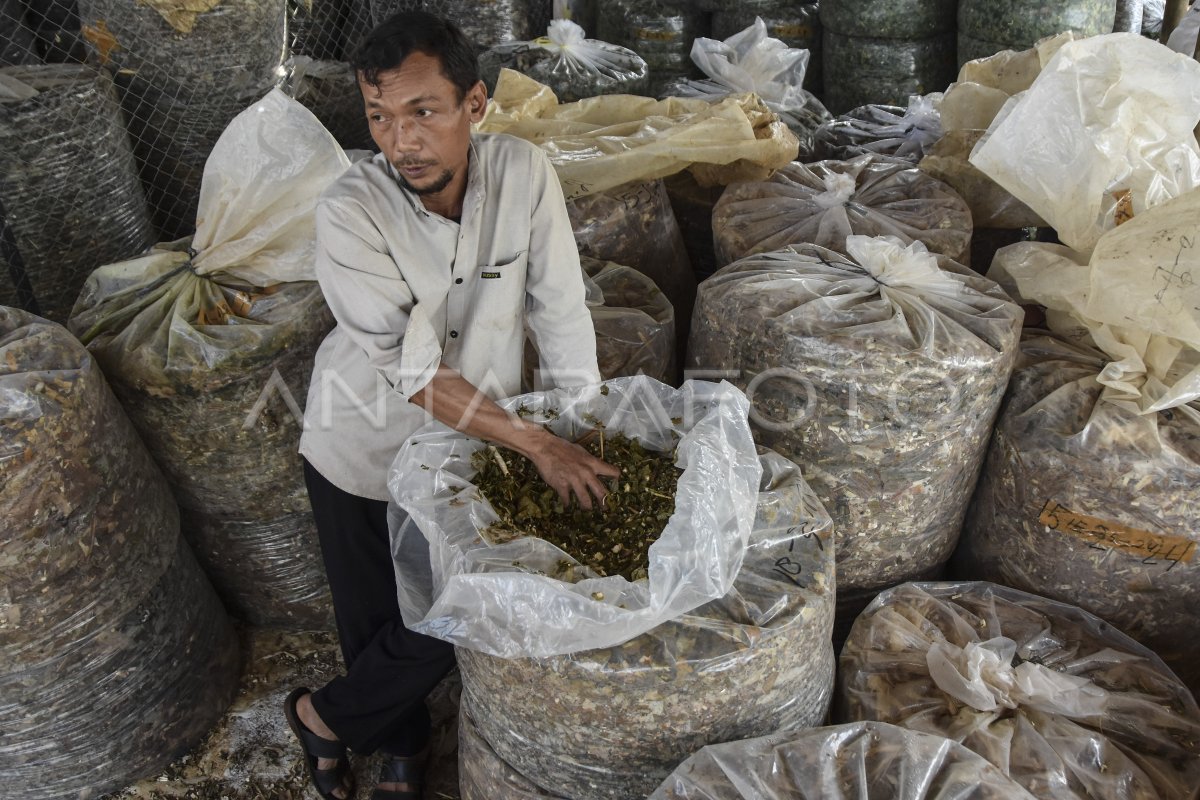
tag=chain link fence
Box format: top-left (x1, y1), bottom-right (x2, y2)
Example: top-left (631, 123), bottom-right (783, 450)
top-left (0, 0), bottom-right (551, 323)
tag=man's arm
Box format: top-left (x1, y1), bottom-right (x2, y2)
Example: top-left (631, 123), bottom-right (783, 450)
top-left (410, 367), bottom-right (619, 509)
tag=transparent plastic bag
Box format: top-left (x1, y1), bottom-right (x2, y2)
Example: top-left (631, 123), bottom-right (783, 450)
top-left (712, 154), bottom-right (974, 268)
top-left (68, 90), bottom-right (350, 628)
top-left (819, 0), bottom-right (956, 39)
top-left (0, 308), bottom-right (239, 799)
top-left (1166, 4), bottom-right (1200, 55)
top-left (837, 581), bottom-right (1200, 800)
top-left (283, 57), bottom-right (375, 152)
top-left (480, 20), bottom-right (648, 102)
top-left (478, 68), bottom-right (799, 200)
top-left (650, 721), bottom-right (1038, 800)
top-left (688, 237), bottom-right (1021, 606)
top-left (389, 375), bottom-right (763, 658)
top-left (822, 31), bottom-right (957, 115)
top-left (447, 448), bottom-right (836, 800)
top-left (958, 0), bottom-right (1119, 50)
top-left (459, 698), bottom-right (564, 799)
top-left (813, 94), bottom-right (943, 164)
top-left (710, 1), bottom-right (822, 94)
top-left (970, 33), bottom-right (1200, 253)
top-left (595, 0), bottom-right (704, 97)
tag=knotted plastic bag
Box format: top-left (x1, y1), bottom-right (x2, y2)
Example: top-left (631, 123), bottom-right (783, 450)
top-left (389, 375), bottom-right (762, 658)
top-left (970, 33), bottom-right (1200, 253)
top-left (813, 94), bottom-right (943, 164)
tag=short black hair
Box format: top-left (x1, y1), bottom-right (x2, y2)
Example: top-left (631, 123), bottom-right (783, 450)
top-left (350, 10), bottom-right (481, 102)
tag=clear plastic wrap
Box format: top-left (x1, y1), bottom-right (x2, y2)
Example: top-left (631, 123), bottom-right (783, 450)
top-left (0, 0), bottom-right (38, 65)
top-left (958, 0), bottom-right (1118, 49)
top-left (664, 17), bottom-right (832, 156)
top-left (711, 2), bottom-right (822, 94)
top-left (1143, 0), bottom-right (1164, 34)
top-left (284, 57), bottom-right (376, 152)
top-left (68, 90), bottom-right (350, 628)
top-left (287, 0), bottom-right (344, 60)
top-left (837, 581), bottom-right (1200, 800)
top-left (822, 31), bottom-right (957, 115)
top-left (389, 375), bottom-right (763, 658)
top-left (820, 0), bottom-right (956, 39)
top-left (955, 34), bottom-right (1015, 66)
top-left (687, 237), bottom-right (1022, 621)
top-left (480, 20), bottom-right (648, 102)
top-left (447, 448), bottom-right (836, 800)
top-left (370, 0), bottom-right (531, 50)
top-left (596, 0), bottom-right (705, 97)
top-left (969, 33), bottom-right (1200, 253)
top-left (1166, 4), bottom-right (1200, 54)
top-left (1113, 0), bottom-right (1144, 34)
top-left (650, 721), bottom-right (1039, 800)
top-left (526, 257), bottom-right (674, 390)
top-left (0, 65), bottom-right (157, 324)
top-left (0, 308), bottom-right (239, 799)
top-left (813, 95), bottom-right (943, 164)
top-left (459, 698), bottom-right (565, 799)
top-left (712, 155), bottom-right (974, 268)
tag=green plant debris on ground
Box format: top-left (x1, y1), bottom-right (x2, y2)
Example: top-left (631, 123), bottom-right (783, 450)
top-left (471, 432), bottom-right (682, 582)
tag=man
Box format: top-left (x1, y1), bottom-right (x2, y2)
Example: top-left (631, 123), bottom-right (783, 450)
top-left (286, 11), bottom-right (618, 799)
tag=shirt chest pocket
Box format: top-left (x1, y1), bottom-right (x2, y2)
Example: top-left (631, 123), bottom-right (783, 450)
top-left (471, 250), bottom-right (528, 328)
top-left (477, 250), bottom-right (528, 283)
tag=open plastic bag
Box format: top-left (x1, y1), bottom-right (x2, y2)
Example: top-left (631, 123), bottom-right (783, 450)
top-left (480, 20), bottom-right (648, 102)
top-left (688, 237), bottom-right (1021, 635)
top-left (68, 89), bottom-right (349, 628)
top-left (970, 33), bottom-right (1200, 253)
top-left (477, 69), bottom-right (799, 200)
top-left (389, 375), bottom-right (762, 658)
top-left (838, 581), bottom-right (1200, 800)
top-left (712, 154), bottom-right (974, 268)
top-left (650, 721), bottom-right (1037, 800)
top-left (812, 94), bottom-right (943, 164)
top-left (664, 18), bottom-right (832, 156)
top-left (449, 447), bottom-right (836, 800)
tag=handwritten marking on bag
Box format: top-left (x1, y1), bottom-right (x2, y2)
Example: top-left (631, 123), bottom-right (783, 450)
top-left (772, 522), bottom-right (824, 586)
top-left (1154, 235), bottom-right (1195, 305)
top-left (1039, 500), bottom-right (1196, 569)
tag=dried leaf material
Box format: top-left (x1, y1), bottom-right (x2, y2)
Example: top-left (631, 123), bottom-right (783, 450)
top-left (473, 432), bottom-right (680, 581)
top-left (458, 450), bottom-right (836, 800)
top-left (958, 0), bottom-right (1117, 50)
top-left (821, 0), bottom-right (956, 39)
top-left (813, 97), bottom-right (943, 165)
top-left (459, 699), bottom-right (565, 800)
top-left (0, 65), bottom-right (156, 324)
top-left (139, 0), bottom-right (223, 34)
top-left (688, 241), bottom-right (1021, 603)
top-left (837, 581), bottom-right (1200, 800)
top-left (595, 0), bottom-right (704, 97)
top-left (370, 0), bottom-right (532, 51)
top-left (956, 333), bottom-right (1200, 699)
top-left (0, 308), bottom-right (239, 798)
top-left (650, 721), bottom-right (1038, 800)
top-left (712, 155), bottom-right (973, 269)
top-left (821, 31), bottom-right (958, 115)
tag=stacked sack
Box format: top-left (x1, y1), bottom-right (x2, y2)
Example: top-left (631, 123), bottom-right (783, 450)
top-left (958, 0), bottom-right (1117, 65)
top-left (709, 0), bottom-right (822, 94)
top-left (811, 94), bottom-right (943, 165)
top-left (392, 378), bottom-right (835, 800)
top-left (596, 0), bottom-right (706, 97)
top-left (819, 0), bottom-right (957, 114)
top-left (69, 91), bottom-right (350, 629)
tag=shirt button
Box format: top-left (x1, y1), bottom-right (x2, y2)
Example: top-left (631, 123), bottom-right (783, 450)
top-left (455, 277), bottom-right (463, 284)
top-left (449, 330), bottom-right (459, 339)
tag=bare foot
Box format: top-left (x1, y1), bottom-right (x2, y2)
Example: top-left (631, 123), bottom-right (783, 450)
top-left (297, 692), bottom-right (352, 799)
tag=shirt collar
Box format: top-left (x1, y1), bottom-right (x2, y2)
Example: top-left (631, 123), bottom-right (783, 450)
top-left (385, 137), bottom-right (484, 219)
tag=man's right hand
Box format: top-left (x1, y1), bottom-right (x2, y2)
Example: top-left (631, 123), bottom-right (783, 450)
top-left (523, 429), bottom-right (620, 510)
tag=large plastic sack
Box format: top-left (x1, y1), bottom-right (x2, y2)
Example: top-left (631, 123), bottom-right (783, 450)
top-left (958, 0), bottom-right (1118, 53)
top-left (477, 69), bottom-right (800, 200)
top-left (710, 1), bottom-right (822, 95)
top-left (1113, 0), bottom-right (1145, 33)
top-left (283, 57), bottom-right (375, 152)
top-left (837, 581), bottom-right (1200, 800)
top-left (820, 0), bottom-right (956, 39)
top-left (712, 155), bottom-right (974, 268)
top-left (459, 697), bottom-right (564, 800)
top-left (449, 448), bottom-right (836, 800)
top-left (389, 375), bottom-right (762, 658)
top-left (821, 31), bottom-right (957, 116)
top-left (663, 170), bottom-right (725, 282)
top-left (68, 89), bottom-right (349, 628)
top-left (970, 33), bottom-right (1200, 253)
top-left (1, 308), bottom-right (239, 799)
top-left (650, 721), bottom-right (1038, 800)
top-left (480, 20), bottom-right (648, 102)
top-left (595, 0), bottom-right (705, 97)
top-left (688, 237), bottom-right (1022, 634)
top-left (664, 18), bottom-right (832, 157)
top-left (812, 95), bottom-right (943, 165)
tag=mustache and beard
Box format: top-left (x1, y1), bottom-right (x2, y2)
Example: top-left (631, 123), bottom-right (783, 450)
top-left (391, 160), bottom-right (455, 196)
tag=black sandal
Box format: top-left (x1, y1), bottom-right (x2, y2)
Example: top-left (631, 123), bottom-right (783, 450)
top-left (283, 686), bottom-right (355, 800)
top-left (372, 752), bottom-right (426, 799)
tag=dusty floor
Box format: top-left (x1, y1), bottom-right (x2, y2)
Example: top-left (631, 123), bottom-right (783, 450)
top-left (99, 628), bottom-right (463, 800)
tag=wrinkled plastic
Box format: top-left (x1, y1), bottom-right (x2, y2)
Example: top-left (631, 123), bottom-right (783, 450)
top-left (283, 57), bottom-right (375, 152)
top-left (478, 69), bottom-right (800, 200)
top-left (958, 0), bottom-right (1118, 50)
top-left (448, 448), bottom-right (836, 800)
top-left (1143, 0), bottom-right (1165, 34)
top-left (813, 95), bottom-right (943, 164)
top-left (0, 308), bottom-right (239, 799)
top-left (68, 89), bottom-right (349, 628)
top-left (650, 721), bottom-right (1038, 800)
top-left (1113, 0), bottom-right (1144, 34)
top-left (480, 20), bottom-right (648, 102)
top-left (712, 155), bottom-right (974, 268)
top-left (1167, 4), bottom-right (1200, 56)
top-left (838, 581), bottom-right (1200, 800)
top-left (389, 375), bottom-right (762, 658)
top-left (822, 31), bottom-right (957, 115)
top-left (688, 237), bottom-right (1021, 607)
top-left (0, 65), bottom-right (156, 324)
top-left (710, 2), bottom-right (822, 94)
top-left (459, 698), bottom-right (564, 799)
top-left (970, 33), bottom-right (1200, 253)
top-left (595, 0), bottom-right (704, 97)
top-left (526, 258), bottom-right (674, 390)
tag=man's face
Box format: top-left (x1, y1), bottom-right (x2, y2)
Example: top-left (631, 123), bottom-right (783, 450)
top-left (360, 52), bottom-right (486, 213)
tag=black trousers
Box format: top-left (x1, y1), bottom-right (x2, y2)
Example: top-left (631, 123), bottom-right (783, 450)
top-left (303, 458), bottom-right (455, 757)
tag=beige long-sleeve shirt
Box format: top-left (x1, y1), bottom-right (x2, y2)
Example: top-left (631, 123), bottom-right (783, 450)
top-left (299, 133), bottom-right (600, 501)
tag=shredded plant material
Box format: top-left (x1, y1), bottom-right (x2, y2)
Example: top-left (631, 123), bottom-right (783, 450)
top-left (958, 0), bottom-right (1116, 51)
top-left (822, 31), bottom-right (957, 115)
top-left (472, 431), bottom-right (681, 581)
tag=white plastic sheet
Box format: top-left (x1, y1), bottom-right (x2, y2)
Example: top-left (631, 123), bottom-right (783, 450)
top-left (970, 33), bottom-right (1200, 253)
top-left (389, 375), bottom-right (762, 658)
